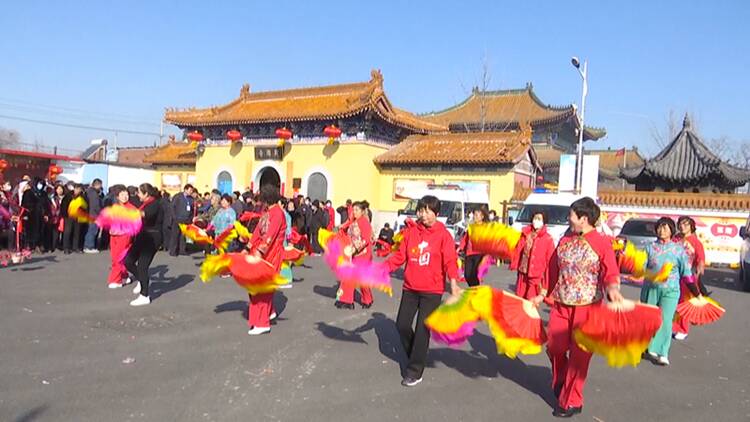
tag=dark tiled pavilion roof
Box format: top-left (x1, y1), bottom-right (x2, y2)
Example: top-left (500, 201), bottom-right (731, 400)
top-left (621, 114), bottom-right (750, 189)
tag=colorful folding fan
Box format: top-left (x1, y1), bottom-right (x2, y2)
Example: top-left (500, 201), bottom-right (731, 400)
top-left (676, 295), bottom-right (725, 325)
top-left (335, 259), bottom-right (393, 296)
top-left (318, 229), bottom-right (352, 270)
top-left (213, 225), bottom-right (239, 253)
top-left (95, 204), bottom-right (142, 236)
top-left (618, 242), bottom-right (673, 283)
top-left (467, 222), bottom-right (521, 260)
top-left (472, 287), bottom-right (546, 358)
top-left (180, 223), bottom-right (213, 245)
top-left (426, 288), bottom-right (481, 347)
top-left (199, 253), bottom-right (232, 281)
top-left (68, 196), bottom-right (93, 223)
top-left (282, 245), bottom-right (305, 265)
top-left (573, 299), bottom-right (662, 368)
top-left (226, 254), bottom-right (288, 295)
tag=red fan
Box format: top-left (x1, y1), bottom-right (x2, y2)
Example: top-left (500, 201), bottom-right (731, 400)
top-left (573, 300), bottom-right (662, 368)
top-left (494, 290), bottom-right (547, 345)
top-left (227, 254), bottom-right (287, 294)
top-left (676, 296), bottom-right (725, 325)
top-left (282, 245), bottom-right (305, 262)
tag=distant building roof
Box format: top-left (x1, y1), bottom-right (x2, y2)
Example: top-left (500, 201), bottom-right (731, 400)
top-left (536, 146), bottom-right (644, 178)
top-left (164, 70), bottom-right (446, 134)
top-left (420, 84), bottom-right (606, 140)
top-left (621, 114), bottom-right (750, 191)
top-left (143, 142), bottom-right (196, 165)
top-left (374, 129), bottom-right (537, 167)
top-left (115, 147), bottom-right (157, 166)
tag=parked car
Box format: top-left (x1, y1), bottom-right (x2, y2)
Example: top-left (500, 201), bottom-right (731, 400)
top-left (617, 218), bottom-right (658, 251)
top-left (738, 216), bottom-right (750, 292)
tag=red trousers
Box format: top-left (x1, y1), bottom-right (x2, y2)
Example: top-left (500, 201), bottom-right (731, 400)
top-left (248, 293), bottom-right (276, 329)
top-left (107, 234), bottom-right (131, 283)
top-left (339, 283), bottom-right (373, 305)
top-left (547, 302), bottom-right (593, 409)
top-left (515, 273), bottom-right (542, 300)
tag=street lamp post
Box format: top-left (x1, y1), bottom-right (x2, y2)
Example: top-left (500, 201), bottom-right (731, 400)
top-left (571, 56), bottom-right (588, 194)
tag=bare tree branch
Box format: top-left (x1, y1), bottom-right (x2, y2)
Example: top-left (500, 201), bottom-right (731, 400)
top-left (0, 126), bottom-right (21, 148)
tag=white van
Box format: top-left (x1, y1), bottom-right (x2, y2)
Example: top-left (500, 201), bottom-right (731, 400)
top-left (511, 192), bottom-right (582, 244)
top-left (395, 184), bottom-right (489, 244)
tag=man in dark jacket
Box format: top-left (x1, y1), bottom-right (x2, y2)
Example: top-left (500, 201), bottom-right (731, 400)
top-left (160, 191), bottom-right (174, 252)
top-left (169, 184), bottom-right (195, 256)
top-left (83, 178), bottom-right (103, 253)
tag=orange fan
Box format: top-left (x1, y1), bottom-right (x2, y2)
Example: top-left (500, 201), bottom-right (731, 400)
top-left (676, 295), bottom-right (725, 325)
top-left (573, 300), bottom-right (662, 368)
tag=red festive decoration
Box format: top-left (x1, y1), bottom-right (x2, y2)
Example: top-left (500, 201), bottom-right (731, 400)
top-left (323, 124), bottom-right (342, 145)
top-left (0, 159), bottom-right (7, 172)
top-left (47, 164), bottom-right (63, 180)
top-left (275, 127), bottom-right (292, 147)
top-left (226, 129), bottom-right (242, 142)
top-left (187, 131), bottom-right (204, 142)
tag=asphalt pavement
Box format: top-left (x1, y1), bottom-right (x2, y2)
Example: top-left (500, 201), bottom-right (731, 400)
top-left (1, 252), bottom-right (748, 422)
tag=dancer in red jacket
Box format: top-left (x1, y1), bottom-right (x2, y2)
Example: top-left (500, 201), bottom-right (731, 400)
top-left (337, 200), bottom-right (374, 309)
top-left (510, 211), bottom-right (555, 299)
top-left (247, 185), bottom-right (287, 335)
top-left (106, 187), bottom-right (136, 289)
top-left (541, 197), bottom-right (624, 418)
top-left (387, 195), bottom-right (460, 387)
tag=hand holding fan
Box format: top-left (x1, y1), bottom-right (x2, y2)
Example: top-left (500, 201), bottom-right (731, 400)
top-left (426, 288), bottom-right (481, 347)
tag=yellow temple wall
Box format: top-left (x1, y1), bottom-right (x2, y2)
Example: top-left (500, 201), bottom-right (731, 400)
top-left (194, 141), bottom-right (388, 207)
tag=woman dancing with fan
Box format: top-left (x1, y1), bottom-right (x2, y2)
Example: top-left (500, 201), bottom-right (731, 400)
top-left (125, 183), bottom-right (163, 306)
top-left (246, 184), bottom-right (287, 335)
top-left (672, 216), bottom-right (707, 340)
top-left (102, 187), bottom-right (137, 289)
top-left (458, 205), bottom-right (490, 287)
top-left (544, 197), bottom-right (624, 418)
top-left (510, 211), bottom-right (554, 299)
top-left (386, 195), bottom-right (460, 387)
top-left (336, 200), bottom-right (375, 309)
top-left (639, 217), bottom-right (695, 365)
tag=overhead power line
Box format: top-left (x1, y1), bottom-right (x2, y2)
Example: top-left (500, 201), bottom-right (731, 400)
top-left (0, 96), bottom-right (159, 123)
top-left (0, 114), bottom-right (162, 136)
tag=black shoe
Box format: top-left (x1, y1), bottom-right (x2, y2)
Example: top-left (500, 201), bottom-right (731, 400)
top-left (334, 301), bottom-right (354, 310)
top-left (361, 303), bottom-right (372, 309)
top-left (400, 376), bottom-right (422, 387)
top-left (553, 406), bottom-right (582, 418)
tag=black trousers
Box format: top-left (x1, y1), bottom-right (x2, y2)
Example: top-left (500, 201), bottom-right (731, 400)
top-left (168, 221), bottom-right (187, 256)
top-left (396, 289), bottom-right (443, 379)
top-left (125, 231), bottom-right (160, 297)
top-left (62, 218), bottom-right (81, 252)
top-left (463, 254), bottom-right (484, 287)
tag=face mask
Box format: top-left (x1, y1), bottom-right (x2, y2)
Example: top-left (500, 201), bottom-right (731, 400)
top-left (36, 184), bottom-right (44, 190)
top-left (532, 220), bottom-right (543, 229)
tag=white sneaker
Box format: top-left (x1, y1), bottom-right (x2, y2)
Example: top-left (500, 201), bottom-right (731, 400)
top-left (247, 326), bottom-right (271, 335)
top-left (122, 277), bottom-right (133, 286)
top-left (130, 295), bottom-right (150, 307)
top-left (278, 284), bottom-right (292, 289)
top-left (84, 249), bottom-right (99, 254)
top-left (647, 351), bottom-right (658, 360)
top-left (133, 282), bottom-right (141, 295)
top-left (108, 282), bottom-right (122, 289)
top-left (270, 312), bottom-right (277, 321)
top-left (657, 356), bottom-right (670, 366)
top-left (673, 332), bottom-right (688, 341)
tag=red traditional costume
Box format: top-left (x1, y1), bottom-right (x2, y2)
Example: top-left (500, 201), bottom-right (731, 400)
top-left (248, 203), bottom-right (287, 329)
top-left (673, 233), bottom-right (706, 336)
top-left (339, 214), bottom-right (374, 306)
top-left (546, 230), bottom-right (620, 410)
top-left (458, 228), bottom-right (486, 287)
top-left (510, 225), bottom-right (555, 299)
top-left (106, 202), bottom-right (137, 285)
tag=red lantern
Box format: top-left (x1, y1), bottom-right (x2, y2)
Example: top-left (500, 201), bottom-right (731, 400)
top-left (324, 125), bottom-right (342, 145)
top-left (0, 159), bottom-right (7, 172)
top-left (187, 131), bottom-right (204, 142)
top-left (47, 165), bottom-right (63, 180)
top-left (275, 127), bottom-right (292, 147)
top-left (227, 129), bottom-right (242, 142)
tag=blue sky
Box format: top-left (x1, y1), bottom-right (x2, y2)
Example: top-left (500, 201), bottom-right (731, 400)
top-left (1, 1), bottom-right (748, 156)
